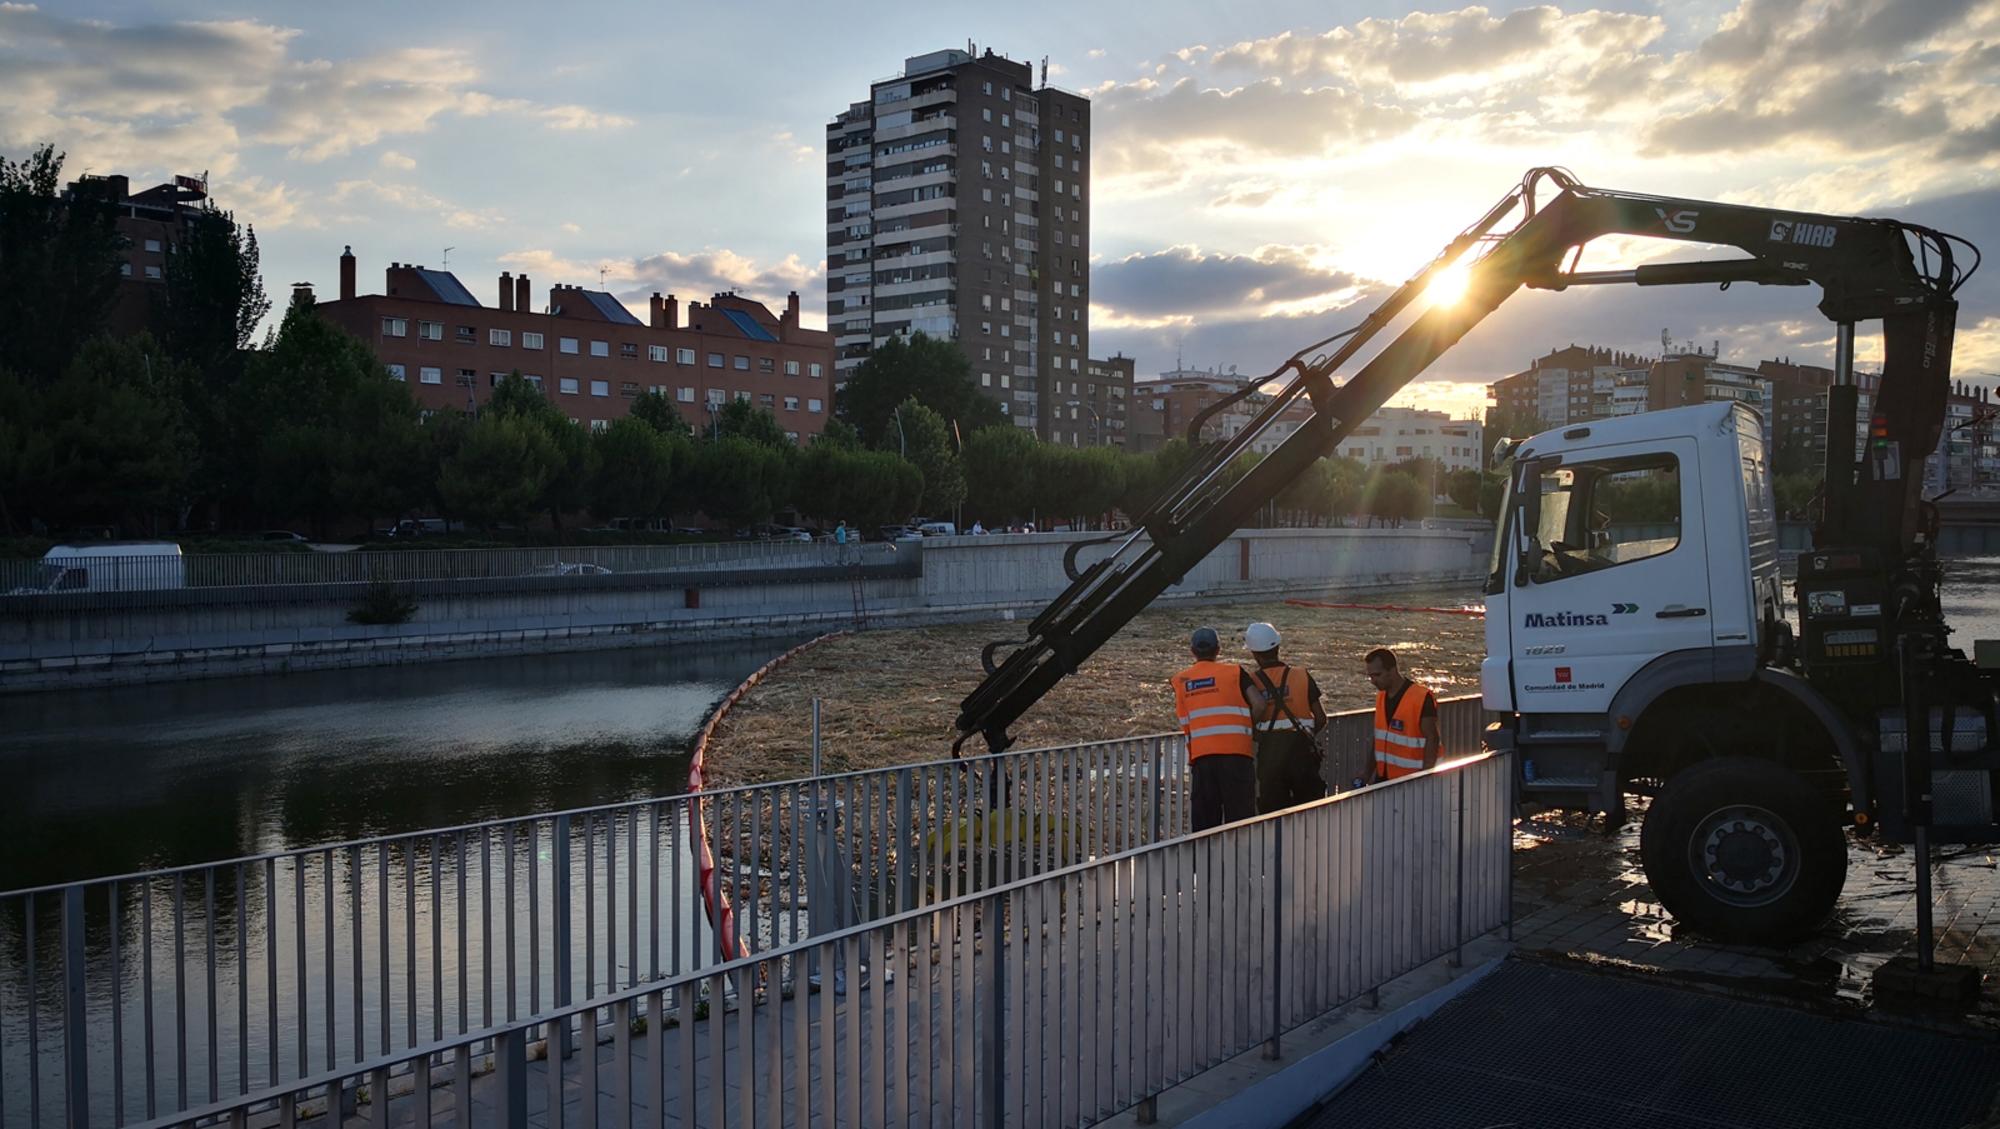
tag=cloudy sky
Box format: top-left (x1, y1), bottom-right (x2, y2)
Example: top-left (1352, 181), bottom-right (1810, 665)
top-left (6, 0), bottom-right (1998, 419)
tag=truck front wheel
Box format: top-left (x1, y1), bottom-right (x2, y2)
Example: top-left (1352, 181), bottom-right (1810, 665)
top-left (1639, 757), bottom-right (1848, 943)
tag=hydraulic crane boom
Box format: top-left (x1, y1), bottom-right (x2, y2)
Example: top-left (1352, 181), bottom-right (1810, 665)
top-left (953, 167), bottom-right (1974, 756)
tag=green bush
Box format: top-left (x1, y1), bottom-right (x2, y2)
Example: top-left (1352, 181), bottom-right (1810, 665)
top-left (346, 581), bottom-right (417, 625)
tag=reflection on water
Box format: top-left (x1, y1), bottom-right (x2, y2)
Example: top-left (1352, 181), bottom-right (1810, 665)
top-left (1, 641), bottom-right (791, 892)
top-left (1942, 557), bottom-right (2000, 646)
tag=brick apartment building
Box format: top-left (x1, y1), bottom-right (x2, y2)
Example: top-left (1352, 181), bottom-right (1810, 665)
top-left (313, 249), bottom-right (836, 442)
top-left (62, 171), bottom-right (219, 337)
top-left (1056, 353), bottom-right (1133, 447)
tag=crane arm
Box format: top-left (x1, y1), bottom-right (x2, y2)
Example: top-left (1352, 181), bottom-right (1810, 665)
top-left (953, 167), bottom-right (1972, 756)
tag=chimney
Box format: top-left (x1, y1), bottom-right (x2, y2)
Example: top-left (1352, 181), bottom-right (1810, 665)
top-left (783, 290), bottom-right (800, 332)
top-left (292, 281), bottom-right (315, 306)
top-left (687, 300), bottom-right (702, 330)
top-left (499, 271), bottom-right (515, 312)
top-left (663, 294), bottom-right (679, 330)
top-left (516, 274), bottom-right (532, 312)
top-left (339, 246), bottom-right (356, 301)
top-left (649, 292), bottom-right (665, 329)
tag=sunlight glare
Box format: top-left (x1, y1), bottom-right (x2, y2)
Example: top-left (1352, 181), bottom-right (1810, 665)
top-left (1425, 261), bottom-right (1472, 308)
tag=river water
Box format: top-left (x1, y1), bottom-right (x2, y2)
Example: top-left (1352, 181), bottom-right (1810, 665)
top-left (0, 641), bottom-right (792, 892)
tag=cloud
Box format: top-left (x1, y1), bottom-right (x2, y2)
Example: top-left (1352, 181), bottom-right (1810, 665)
top-left (378, 150), bottom-right (416, 170)
top-left (1094, 76), bottom-right (1414, 175)
top-left (1094, 245), bottom-right (1365, 318)
top-left (331, 179), bottom-right (505, 230)
top-left (0, 6), bottom-right (632, 174)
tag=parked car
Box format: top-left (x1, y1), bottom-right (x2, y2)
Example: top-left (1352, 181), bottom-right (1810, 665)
top-left (262, 530), bottom-right (309, 543)
top-left (916, 521), bottom-right (957, 537)
top-left (877, 525), bottom-right (924, 543)
top-left (767, 526), bottom-right (813, 542)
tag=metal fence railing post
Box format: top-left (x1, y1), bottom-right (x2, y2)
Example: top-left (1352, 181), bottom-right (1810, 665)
top-left (1150, 739), bottom-right (1164, 844)
top-left (553, 814), bottom-right (574, 1058)
top-left (1265, 818), bottom-right (1284, 1061)
top-left (62, 885), bottom-right (89, 1129)
top-left (495, 1025), bottom-right (529, 1129)
top-left (1504, 751), bottom-right (1517, 942)
top-left (983, 893), bottom-right (1007, 1129)
top-left (1452, 771), bottom-right (1466, 968)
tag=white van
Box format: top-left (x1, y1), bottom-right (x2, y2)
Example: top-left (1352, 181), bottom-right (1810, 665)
top-left (916, 521), bottom-right (957, 537)
top-left (12, 542), bottom-right (185, 594)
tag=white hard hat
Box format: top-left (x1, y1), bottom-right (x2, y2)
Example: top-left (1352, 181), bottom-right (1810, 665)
top-left (1245, 622), bottom-right (1281, 652)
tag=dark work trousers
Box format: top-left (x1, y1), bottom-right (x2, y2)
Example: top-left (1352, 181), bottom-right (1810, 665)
top-left (1256, 730), bottom-right (1327, 814)
top-left (1191, 754), bottom-right (1259, 831)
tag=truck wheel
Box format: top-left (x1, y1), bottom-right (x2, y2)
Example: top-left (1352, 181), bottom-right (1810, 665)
top-left (1639, 756), bottom-right (1847, 944)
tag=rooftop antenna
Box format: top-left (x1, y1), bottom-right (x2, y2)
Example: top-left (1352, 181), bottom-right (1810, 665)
top-left (442, 246), bottom-right (455, 269)
top-left (600, 264), bottom-right (609, 288)
top-left (1041, 56), bottom-right (1049, 85)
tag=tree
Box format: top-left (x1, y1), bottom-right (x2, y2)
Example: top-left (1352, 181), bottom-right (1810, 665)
top-left (157, 202), bottom-right (268, 370)
top-left (1479, 472), bottom-right (1508, 520)
top-left (629, 390), bottom-right (694, 438)
top-left (1362, 470), bottom-right (1426, 527)
top-left (0, 144), bottom-right (123, 382)
top-left (814, 417), bottom-right (862, 450)
top-left (793, 444), bottom-right (921, 530)
top-left (1446, 468), bottom-right (1484, 513)
top-left (1774, 472), bottom-right (1822, 520)
top-left (1483, 407), bottom-right (1546, 444)
top-left (34, 336), bottom-right (197, 534)
top-left (690, 437), bottom-right (791, 530)
top-left (711, 398), bottom-right (792, 449)
top-left (962, 425), bottom-right (1039, 524)
top-left (834, 331), bottom-right (1006, 446)
top-left (591, 417), bottom-right (680, 520)
top-left (885, 397), bottom-right (965, 516)
top-left (438, 415), bottom-right (557, 529)
top-left (484, 371), bottom-right (599, 534)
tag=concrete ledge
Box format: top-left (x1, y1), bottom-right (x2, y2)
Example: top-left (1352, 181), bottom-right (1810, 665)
top-left (1098, 937), bottom-right (1511, 1129)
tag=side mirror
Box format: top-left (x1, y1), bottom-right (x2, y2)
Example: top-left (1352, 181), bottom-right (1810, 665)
top-left (1489, 437), bottom-right (1521, 469)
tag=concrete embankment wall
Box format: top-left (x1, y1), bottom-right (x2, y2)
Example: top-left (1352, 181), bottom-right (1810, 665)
top-left (0, 527), bottom-right (1486, 692)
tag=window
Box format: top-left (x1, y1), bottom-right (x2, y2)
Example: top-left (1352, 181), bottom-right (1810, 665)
top-left (420, 366), bottom-right (442, 385)
top-left (810, 363), bottom-right (823, 378)
top-left (419, 321), bottom-right (443, 341)
top-left (786, 431), bottom-right (799, 443)
top-left (560, 337), bottom-right (579, 354)
top-left (734, 355), bottom-right (750, 370)
top-left (649, 345), bottom-right (669, 362)
top-left (758, 357), bottom-right (774, 373)
top-left (620, 381), bottom-right (640, 397)
top-left (387, 363), bottom-right (407, 382)
top-left (120, 262), bottom-right (133, 277)
top-left (983, 108), bottom-right (992, 122)
top-left (524, 375), bottom-right (543, 390)
top-left (144, 238), bottom-right (162, 253)
top-left (784, 396), bottom-right (799, 411)
top-left (590, 380), bottom-right (609, 397)
top-left (590, 340), bottom-right (609, 358)
top-left (981, 373), bottom-right (991, 387)
top-left (456, 325), bottom-right (476, 342)
top-left (1523, 453), bottom-right (1683, 584)
top-left (590, 419), bottom-right (609, 434)
top-left (383, 317), bottom-right (408, 338)
top-left (759, 393), bottom-right (775, 408)
top-left (706, 389), bottom-right (725, 407)
top-left (457, 369), bottom-right (477, 387)
top-left (807, 398), bottom-right (823, 413)
top-left (144, 265), bottom-right (162, 280)
top-left (620, 342), bottom-right (638, 358)
top-left (490, 372), bottom-right (509, 387)
top-left (489, 328), bottom-right (512, 347)
top-left (708, 352), bottom-right (724, 368)
top-left (734, 390), bottom-right (751, 403)
top-left (785, 359), bottom-right (800, 376)
top-left (677, 386), bottom-right (696, 403)
top-left (560, 377), bottom-right (580, 395)
top-left (677, 348), bottom-right (696, 365)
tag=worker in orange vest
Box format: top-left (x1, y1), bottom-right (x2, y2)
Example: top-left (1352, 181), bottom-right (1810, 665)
top-left (1365, 646), bottom-right (1439, 785)
top-left (1244, 621), bottom-right (1329, 813)
top-left (1172, 626), bottom-right (1260, 830)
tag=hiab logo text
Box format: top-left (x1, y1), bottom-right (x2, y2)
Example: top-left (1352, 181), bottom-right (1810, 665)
top-left (1769, 220), bottom-right (1837, 248)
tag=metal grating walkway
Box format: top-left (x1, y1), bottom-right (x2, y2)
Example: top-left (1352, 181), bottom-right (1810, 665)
top-left (1301, 959), bottom-right (2000, 1129)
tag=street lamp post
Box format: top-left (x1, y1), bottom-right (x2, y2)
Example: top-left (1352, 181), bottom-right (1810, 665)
top-left (1065, 399), bottom-right (1102, 446)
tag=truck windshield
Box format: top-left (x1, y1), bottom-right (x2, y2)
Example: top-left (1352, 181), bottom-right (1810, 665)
top-left (1484, 469), bottom-right (1516, 595)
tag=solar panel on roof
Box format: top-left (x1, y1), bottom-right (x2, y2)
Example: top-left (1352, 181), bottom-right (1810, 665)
top-left (720, 308), bottom-right (779, 341)
top-left (583, 290), bottom-right (644, 326)
top-left (416, 269), bottom-right (481, 307)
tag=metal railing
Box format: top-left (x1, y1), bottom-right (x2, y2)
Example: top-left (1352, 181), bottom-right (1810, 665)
top-left (0, 540), bottom-right (910, 609)
top-left (0, 698), bottom-right (1490, 1126)
top-left (94, 749), bottom-right (1514, 1128)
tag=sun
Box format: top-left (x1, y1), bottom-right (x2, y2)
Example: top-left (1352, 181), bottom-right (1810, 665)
top-left (1425, 260), bottom-right (1473, 308)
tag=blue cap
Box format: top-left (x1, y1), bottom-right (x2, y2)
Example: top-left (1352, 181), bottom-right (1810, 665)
top-left (1190, 626), bottom-right (1220, 653)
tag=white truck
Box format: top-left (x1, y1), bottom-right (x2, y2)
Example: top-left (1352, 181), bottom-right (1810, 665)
top-left (955, 168), bottom-right (1985, 948)
top-left (9, 542), bottom-right (186, 594)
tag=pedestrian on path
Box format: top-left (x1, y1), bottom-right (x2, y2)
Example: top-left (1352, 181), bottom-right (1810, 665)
top-left (1173, 626), bottom-right (1261, 831)
top-left (1244, 622), bottom-right (1329, 812)
top-left (1364, 647), bottom-right (1439, 785)
top-left (834, 520), bottom-right (849, 563)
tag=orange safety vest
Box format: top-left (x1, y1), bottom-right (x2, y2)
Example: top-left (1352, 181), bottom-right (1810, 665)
top-left (1373, 681), bottom-right (1435, 779)
top-left (1249, 663), bottom-right (1315, 735)
top-left (1173, 660), bottom-right (1255, 760)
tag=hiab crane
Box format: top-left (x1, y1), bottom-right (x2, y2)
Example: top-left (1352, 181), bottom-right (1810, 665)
top-left (954, 167), bottom-right (1986, 947)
